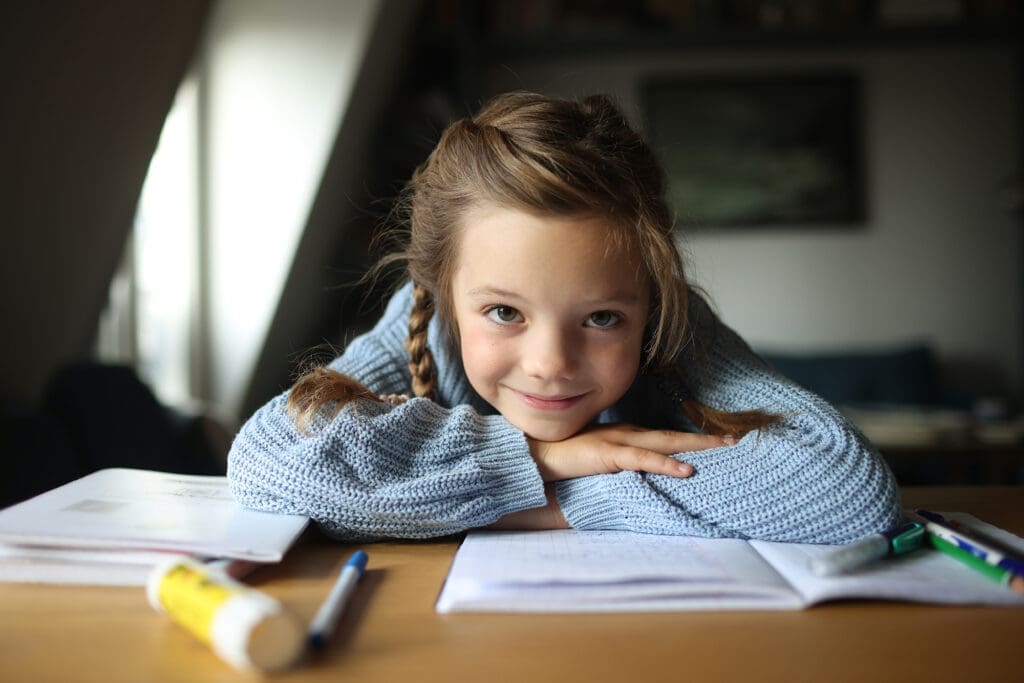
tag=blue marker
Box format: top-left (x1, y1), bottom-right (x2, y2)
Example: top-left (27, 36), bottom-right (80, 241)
top-left (308, 550), bottom-right (369, 650)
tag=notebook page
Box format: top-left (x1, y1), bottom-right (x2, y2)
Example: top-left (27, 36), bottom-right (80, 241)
top-left (751, 514), bottom-right (1024, 607)
top-left (436, 529), bottom-right (803, 613)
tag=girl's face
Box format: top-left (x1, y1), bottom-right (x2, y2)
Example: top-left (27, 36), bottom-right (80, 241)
top-left (451, 205), bottom-right (650, 442)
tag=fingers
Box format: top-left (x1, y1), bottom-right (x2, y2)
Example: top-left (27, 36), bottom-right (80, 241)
top-left (528, 424), bottom-right (739, 482)
top-left (608, 447), bottom-right (694, 478)
top-left (603, 425), bottom-right (736, 454)
top-left (653, 431), bottom-right (735, 454)
top-left (600, 425), bottom-right (738, 478)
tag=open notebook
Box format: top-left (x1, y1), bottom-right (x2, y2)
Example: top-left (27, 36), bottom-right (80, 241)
top-left (436, 514), bottom-right (1024, 613)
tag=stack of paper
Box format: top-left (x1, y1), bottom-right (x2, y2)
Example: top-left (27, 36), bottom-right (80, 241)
top-left (0, 468), bottom-right (309, 586)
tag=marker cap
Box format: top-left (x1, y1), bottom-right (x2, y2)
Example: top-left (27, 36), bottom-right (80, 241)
top-left (889, 523), bottom-right (925, 555)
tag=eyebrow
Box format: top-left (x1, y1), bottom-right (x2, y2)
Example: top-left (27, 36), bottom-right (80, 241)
top-left (464, 286), bottom-right (644, 306)
top-left (465, 286), bottom-right (518, 300)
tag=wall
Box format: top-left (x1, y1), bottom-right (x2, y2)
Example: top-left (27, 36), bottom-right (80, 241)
top-left (483, 44), bottom-right (1023, 400)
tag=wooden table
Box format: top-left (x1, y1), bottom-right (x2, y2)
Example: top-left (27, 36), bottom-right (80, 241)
top-left (2, 487), bottom-right (1022, 683)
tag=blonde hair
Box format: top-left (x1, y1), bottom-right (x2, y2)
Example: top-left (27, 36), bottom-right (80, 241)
top-left (289, 92), bottom-right (776, 436)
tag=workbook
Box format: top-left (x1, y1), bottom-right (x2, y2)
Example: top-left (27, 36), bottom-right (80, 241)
top-left (0, 468), bottom-right (309, 586)
top-left (436, 516), bottom-right (1024, 613)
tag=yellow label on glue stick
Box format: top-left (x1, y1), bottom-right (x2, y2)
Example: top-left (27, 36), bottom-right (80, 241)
top-left (156, 563), bottom-right (240, 644)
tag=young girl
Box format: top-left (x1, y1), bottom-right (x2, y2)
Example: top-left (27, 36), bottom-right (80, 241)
top-left (227, 91), bottom-right (900, 544)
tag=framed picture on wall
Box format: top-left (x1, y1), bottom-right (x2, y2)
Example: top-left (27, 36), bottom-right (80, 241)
top-left (643, 73), bottom-right (865, 228)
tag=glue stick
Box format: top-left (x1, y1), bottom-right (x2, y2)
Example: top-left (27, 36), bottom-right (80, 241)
top-left (147, 556), bottom-right (304, 672)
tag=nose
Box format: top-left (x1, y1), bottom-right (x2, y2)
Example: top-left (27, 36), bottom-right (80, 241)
top-left (522, 323), bottom-right (576, 381)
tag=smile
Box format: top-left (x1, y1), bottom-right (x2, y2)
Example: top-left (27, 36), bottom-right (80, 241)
top-left (514, 390), bottom-right (586, 411)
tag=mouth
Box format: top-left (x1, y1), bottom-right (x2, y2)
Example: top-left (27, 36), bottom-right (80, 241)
top-left (513, 390), bottom-right (586, 411)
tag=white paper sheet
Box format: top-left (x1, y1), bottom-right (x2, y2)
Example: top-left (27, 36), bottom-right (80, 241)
top-left (0, 468), bottom-right (309, 562)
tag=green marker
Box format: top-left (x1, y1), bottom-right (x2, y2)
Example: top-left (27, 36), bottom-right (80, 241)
top-left (929, 534), bottom-right (1014, 586)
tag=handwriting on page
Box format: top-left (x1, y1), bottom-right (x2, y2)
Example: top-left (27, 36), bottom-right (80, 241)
top-left (436, 529), bottom-right (804, 612)
top-left (465, 530), bottom-right (745, 585)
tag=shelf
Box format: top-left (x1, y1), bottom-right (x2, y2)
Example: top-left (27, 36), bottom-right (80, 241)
top-left (422, 0), bottom-right (1023, 62)
top-left (470, 23), bottom-right (1022, 61)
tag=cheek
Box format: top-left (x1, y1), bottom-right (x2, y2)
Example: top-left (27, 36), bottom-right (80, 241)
top-left (458, 324), bottom-right (506, 387)
top-left (594, 338), bottom-right (644, 393)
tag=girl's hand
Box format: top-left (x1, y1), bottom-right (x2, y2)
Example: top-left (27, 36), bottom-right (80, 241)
top-left (527, 423), bottom-right (735, 482)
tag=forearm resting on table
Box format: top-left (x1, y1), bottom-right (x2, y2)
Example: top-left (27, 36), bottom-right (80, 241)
top-left (488, 485), bottom-right (569, 530)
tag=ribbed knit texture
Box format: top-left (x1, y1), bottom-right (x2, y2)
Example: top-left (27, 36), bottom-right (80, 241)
top-left (228, 283), bottom-right (900, 543)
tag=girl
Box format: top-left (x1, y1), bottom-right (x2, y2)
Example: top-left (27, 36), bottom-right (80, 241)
top-left (227, 91), bottom-right (900, 544)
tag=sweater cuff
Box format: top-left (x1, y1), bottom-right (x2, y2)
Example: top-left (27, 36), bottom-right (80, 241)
top-left (475, 416), bottom-right (548, 518)
top-left (554, 474), bottom-right (629, 531)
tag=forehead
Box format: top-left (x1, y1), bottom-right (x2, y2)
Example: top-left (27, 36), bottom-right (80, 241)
top-left (453, 205), bottom-right (649, 302)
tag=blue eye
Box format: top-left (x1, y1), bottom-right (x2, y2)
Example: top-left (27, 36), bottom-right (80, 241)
top-left (486, 306), bottom-right (522, 324)
top-left (586, 311), bottom-right (621, 328)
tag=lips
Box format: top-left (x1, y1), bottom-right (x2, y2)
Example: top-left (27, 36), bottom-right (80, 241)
top-left (515, 390), bottom-right (585, 411)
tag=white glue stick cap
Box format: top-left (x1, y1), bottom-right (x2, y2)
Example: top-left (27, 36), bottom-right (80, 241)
top-left (211, 591), bottom-right (305, 672)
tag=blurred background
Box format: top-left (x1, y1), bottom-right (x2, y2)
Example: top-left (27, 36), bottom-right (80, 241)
top-left (2, 0), bottom-right (1022, 505)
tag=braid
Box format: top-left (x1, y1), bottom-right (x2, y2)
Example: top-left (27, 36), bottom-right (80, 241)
top-left (405, 283), bottom-right (438, 399)
top-left (681, 399), bottom-right (780, 438)
top-left (287, 366), bottom-right (381, 434)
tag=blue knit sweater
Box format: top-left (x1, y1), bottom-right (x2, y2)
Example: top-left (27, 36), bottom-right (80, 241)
top-left (227, 282), bottom-right (900, 544)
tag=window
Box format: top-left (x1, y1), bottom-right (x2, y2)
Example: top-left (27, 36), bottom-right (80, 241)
top-left (96, 74), bottom-right (202, 410)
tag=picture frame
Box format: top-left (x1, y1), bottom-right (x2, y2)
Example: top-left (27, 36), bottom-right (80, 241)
top-left (643, 73), bottom-right (866, 228)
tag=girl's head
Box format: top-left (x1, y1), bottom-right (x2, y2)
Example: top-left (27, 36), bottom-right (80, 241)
top-left (290, 91), bottom-right (776, 439)
top-left (390, 91), bottom-right (690, 440)
top-left (399, 91), bottom-right (688, 377)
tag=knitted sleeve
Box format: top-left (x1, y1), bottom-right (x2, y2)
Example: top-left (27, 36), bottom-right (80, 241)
top-left (226, 292), bottom-right (546, 542)
top-left (553, 294), bottom-right (902, 544)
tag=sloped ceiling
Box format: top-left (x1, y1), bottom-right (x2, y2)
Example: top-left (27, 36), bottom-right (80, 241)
top-left (1, 2), bottom-right (210, 405)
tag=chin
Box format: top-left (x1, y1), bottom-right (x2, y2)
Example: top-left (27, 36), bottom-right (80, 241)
top-left (517, 419), bottom-right (587, 443)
